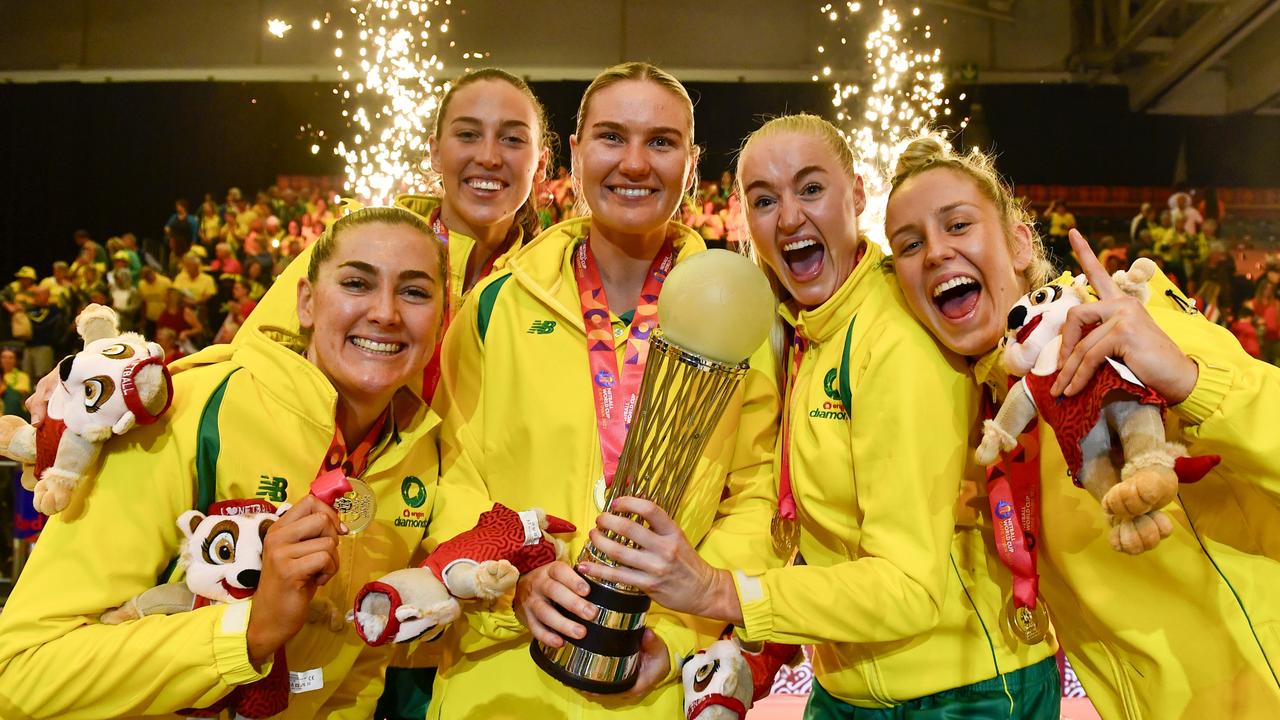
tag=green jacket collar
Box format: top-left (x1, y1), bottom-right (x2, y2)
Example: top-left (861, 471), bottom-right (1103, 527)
top-left (506, 217), bottom-right (706, 333)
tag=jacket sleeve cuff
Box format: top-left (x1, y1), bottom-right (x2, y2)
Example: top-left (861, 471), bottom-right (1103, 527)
top-left (731, 570), bottom-right (774, 643)
top-left (213, 602), bottom-right (272, 686)
top-left (1173, 356), bottom-right (1233, 426)
top-left (648, 618), bottom-right (700, 687)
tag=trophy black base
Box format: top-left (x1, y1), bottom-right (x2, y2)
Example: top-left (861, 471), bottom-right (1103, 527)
top-left (529, 575), bottom-right (651, 694)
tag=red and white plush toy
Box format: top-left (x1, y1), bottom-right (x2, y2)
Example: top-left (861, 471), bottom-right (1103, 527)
top-left (976, 259), bottom-right (1219, 554)
top-left (101, 499), bottom-right (291, 719)
top-left (350, 503), bottom-right (575, 646)
top-left (0, 304), bottom-right (172, 514)
top-left (682, 637), bottom-right (800, 720)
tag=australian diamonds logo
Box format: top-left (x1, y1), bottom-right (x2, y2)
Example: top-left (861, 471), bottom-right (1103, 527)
top-left (810, 368), bottom-right (848, 420)
top-left (396, 476), bottom-right (429, 528)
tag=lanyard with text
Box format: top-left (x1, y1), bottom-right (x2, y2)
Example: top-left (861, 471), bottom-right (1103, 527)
top-left (574, 236), bottom-right (674, 491)
top-left (771, 329), bottom-right (806, 555)
top-left (982, 387), bottom-right (1049, 644)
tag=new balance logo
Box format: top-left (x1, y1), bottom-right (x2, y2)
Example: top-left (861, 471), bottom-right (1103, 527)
top-left (527, 320), bottom-right (557, 335)
top-left (257, 476), bottom-right (288, 502)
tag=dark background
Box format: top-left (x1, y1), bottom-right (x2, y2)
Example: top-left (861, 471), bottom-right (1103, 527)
top-left (4, 80), bottom-right (1280, 277)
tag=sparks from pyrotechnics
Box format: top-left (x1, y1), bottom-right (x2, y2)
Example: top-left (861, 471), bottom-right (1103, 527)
top-left (267, 19), bottom-right (293, 38)
top-left (816, 1), bottom-right (966, 246)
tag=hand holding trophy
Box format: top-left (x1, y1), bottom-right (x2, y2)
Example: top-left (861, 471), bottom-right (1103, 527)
top-left (530, 249), bottom-right (775, 694)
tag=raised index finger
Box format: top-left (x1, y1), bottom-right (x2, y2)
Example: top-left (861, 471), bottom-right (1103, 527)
top-left (1069, 229), bottom-right (1121, 300)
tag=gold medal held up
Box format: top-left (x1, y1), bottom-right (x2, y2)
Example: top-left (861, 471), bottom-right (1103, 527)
top-left (333, 477), bottom-right (377, 533)
top-left (1005, 597), bottom-right (1049, 645)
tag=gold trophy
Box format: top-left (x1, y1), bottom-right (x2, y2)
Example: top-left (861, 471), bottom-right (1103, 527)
top-left (530, 249), bottom-right (776, 693)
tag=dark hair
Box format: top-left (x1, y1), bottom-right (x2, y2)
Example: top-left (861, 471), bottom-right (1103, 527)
top-left (433, 68), bottom-right (555, 243)
top-left (307, 206), bottom-right (447, 286)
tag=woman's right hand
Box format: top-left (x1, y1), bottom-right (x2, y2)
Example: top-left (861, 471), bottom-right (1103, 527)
top-left (246, 495), bottom-right (345, 666)
top-left (513, 560), bottom-right (594, 649)
top-left (25, 369), bottom-right (60, 426)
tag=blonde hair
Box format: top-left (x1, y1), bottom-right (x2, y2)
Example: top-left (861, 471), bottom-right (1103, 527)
top-left (733, 114), bottom-right (865, 388)
top-left (573, 62), bottom-right (699, 216)
top-left (888, 133), bottom-right (1054, 289)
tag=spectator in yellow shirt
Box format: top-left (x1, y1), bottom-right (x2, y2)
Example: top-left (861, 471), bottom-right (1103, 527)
top-left (172, 252), bottom-right (217, 307)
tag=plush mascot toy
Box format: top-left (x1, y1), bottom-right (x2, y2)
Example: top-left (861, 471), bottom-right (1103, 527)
top-left (0, 303), bottom-right (172, 514)
top-left (976, 259), bottom-right (1219, 554)
top-left (350, 503), bottom-right (575, 646)
top-left (682, 637), bottom-right (801, 720)
top-left (101, 499), bottom-right (291, 719)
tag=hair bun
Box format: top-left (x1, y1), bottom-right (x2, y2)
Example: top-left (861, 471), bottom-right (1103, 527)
top-left (891, 134), bottom-right (952, 184)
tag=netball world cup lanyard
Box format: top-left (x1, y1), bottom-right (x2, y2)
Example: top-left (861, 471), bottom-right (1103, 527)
top-left (573, 236), bottom-right (674, 510)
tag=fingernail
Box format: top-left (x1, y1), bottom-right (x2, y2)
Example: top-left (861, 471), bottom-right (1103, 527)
top-left (339, 522), bottom-right (350, 534)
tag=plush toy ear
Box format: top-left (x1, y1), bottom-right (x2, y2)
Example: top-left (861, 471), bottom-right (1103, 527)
top-left (178, 510), bottom-right (205, 540)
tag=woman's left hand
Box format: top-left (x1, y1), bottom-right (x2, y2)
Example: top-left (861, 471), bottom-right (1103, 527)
top-left (578, 496), bottom-right (739, 624)
top-left (1053, 229), bottom-right (1198, 403)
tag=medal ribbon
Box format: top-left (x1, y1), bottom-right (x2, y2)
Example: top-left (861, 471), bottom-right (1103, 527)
top-left (775, 330), bottom-right (807, 523)
top-left (420, 209), bottom-right (455, 403)
top-left (310, 411), bottom-right (390, 505)
top-left (574, 236), bottom-right (675, 488)
top-left (982, 387), bottom-right (1042, 611)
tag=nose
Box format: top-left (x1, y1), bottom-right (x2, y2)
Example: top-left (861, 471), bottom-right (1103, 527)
top-left (923, 233), bottom-right (956, 267)
top-left (367, 285), bottom-right (401, 326)
top-left (777, 195), bottom-right (804, 235)
top-left (1006, 305), bottom-right (1027, 331)
top-left (619, 141), bottom-right (648, 178)
top-left (237, 569), bottom-right (261, 589)
top-left (476, 135), bottom-right (502, 169)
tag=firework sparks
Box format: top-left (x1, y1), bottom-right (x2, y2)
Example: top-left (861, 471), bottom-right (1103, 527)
top-left (818, 2), bottom-right (965, 246)
top-left (331, 1), bottom-right (458, 205)
top-left (266, 18), bottom-right (293, 38)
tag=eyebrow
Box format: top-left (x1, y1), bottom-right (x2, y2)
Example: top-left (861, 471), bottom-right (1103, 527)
top-left (591, 120), bottom-right (686, 140)
top-left (338, 260), bottom-right (437, 284)
top-left (886, 202), bottom-right (978, 241)
top-left (450, 116), bottom-right (532, 130)
top-left (743, 165), bottom-right (828, 195)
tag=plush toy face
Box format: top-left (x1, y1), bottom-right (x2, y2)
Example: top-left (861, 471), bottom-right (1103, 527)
top-left (50, 332), bottom-right (168, 436)
top-left (682, 639), bottom-right (753, 719)
top-left (179, 506), bottom-right (287, 604)
top-left (1001, 280), bottom-right (1087, 376)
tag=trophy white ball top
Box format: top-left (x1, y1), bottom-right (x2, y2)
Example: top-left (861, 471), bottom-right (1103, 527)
top-left (658, 249), bottom-right (776, 364)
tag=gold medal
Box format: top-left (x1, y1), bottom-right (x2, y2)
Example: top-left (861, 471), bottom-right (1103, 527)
top-left (770, 514), bottom-right (799, 559)
top-left (333, 476), bottom-right (377, 533)
top-left (594, 475), bottom-right (609, 512)
top-left (1005, 597), bottom-right (1049, 645)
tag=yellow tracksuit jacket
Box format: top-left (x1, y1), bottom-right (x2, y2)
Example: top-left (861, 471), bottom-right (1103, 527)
top-left (973, 274), bottom-right (1280, 719)
top-left (425, 217), bottom-right (783, 719)
top-left (730, 244), bottom-right (1053, 707)
top-left (0, 325), bottom-right (441, 719)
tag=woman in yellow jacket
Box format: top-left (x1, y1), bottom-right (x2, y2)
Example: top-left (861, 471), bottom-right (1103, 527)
top-left (422, 62), bottom-right (782, 719)
top-left (207, 67), bottom-right (552, 352)
top-left (585, 114), bottom-right (1059, 717)
top-left (0, 206), bottom-right (447, 719)
top-left (885, 134), bottom-right (1280, 718)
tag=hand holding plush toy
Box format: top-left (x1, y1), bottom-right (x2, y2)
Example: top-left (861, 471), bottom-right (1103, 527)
top-left (976, 259), bottom-right (1219, 554)
top-left (101, 499), bottom-right (291, 719)
top-left (0, 304), bottom-right (172, 514)
top-left (350, 503), bottom-right (575, 646)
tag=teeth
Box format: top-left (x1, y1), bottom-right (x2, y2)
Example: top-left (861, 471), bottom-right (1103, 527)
top-left (613, 187), bottom-right (654, 197)
top-left (932, 276), bottom-right (978, 298)
top-left (468, 179), bottom-right (503, 191)
top-left (782, 239), bottom-right (817, 252)
top-left (351, 337), bottom-right (404, 354)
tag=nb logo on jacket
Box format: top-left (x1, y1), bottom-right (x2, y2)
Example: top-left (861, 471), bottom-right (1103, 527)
top-left (527, 320), bottom-right (557, 335)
